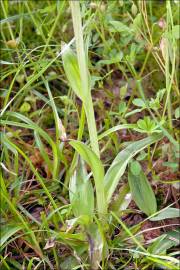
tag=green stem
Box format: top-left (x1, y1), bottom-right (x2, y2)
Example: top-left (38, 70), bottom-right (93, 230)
top-left (70, 1), bottom-right (100, 157)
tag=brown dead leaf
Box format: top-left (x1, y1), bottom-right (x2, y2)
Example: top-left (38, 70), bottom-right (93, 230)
top-left (43, 238), bottom-right (55, 250)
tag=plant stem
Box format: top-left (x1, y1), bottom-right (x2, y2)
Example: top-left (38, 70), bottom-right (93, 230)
top-left (70, 0), bottom-right (100, 157)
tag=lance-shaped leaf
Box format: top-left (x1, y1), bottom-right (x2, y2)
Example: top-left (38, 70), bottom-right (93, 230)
top-left (128, 161), bottom-right (157, 216)
top-left (0, 224), bottom-right (23, 247)
top-left (69, 158), bottom-right (94, 218)
top-left (62, 45), bottom-right (83, 100)
top-left (150, 207), bottom-right (180, 221)
top-left (104, 133), bottom-right (163, 203)
top-left (69, 140), bottom-right (107, 216)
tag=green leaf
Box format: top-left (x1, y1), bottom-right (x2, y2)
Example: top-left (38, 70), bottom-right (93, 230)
top-left (175, 107), bottom-right (180, 119)
top-left (69, 158), bottom-right (94, 218)
top-left (125, 108), bottom-right (144, 117)
top-left (66, 215), bottom-right (91, 231)
top-left (118, 102), bottom-right (127, 114)
top-left (0, 224), bottom-right (22, 247)
top-left (128, 162), bottom-right (157, 216)
top-left (150, 208), bottom-right (179, 221)
top-left (130, 160), bottom-right (141, 176)
top-left (69, 140), bottom-right (106, 216)
top-left (104, 134), bottom-right (163, 203)
top-left (98, 124), bottom-right (136, 141)
top-left (149, 229), bottom-right (180, 254)
top-left (97, 53), bottom-right (123, 66)
top-left (132, 98), bottom-right (146, 108)
top-left (131, 3), bottom-right (138, 16)
top-left (136, 116), bottom-right (160, 133)
top-left (62, 46), bottom-right (83, 100)
top-left (119, 84), bottom-right (128, 99)
top-left (109, 21), bottom-right (134, 34)
top-left (162, 162), bottom-right (178, 170)
top-left (172, 25), bottom-right (180, 39)
top-left (19, 102), bottom-right (31, 113)
top-left (132, 13), bottom-right (142, 33)
top-left (34, 131), bottom-right (52, 171)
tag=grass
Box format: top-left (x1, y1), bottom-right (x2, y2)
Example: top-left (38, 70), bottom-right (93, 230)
top-left (0, 1), bottom-right (179, 269)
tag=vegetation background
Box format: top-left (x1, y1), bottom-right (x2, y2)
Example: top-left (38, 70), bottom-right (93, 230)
top-left (0, 0), bottom-right (179, 269)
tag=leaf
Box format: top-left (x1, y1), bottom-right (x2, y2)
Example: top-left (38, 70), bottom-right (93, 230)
top-left (128, 162), bottom-right (157, 216)
top-left (19, 102), bottom-right (31, 113)
top-left (119, 84), bottom-right (128, 99)
top-left (98, 124), bottom-right (136, 141)
top-left (34, 131), bottom-right (52, 171)
top-left (132, 13), bottom-right (142, 33)
top-left (104, 133), bottom-right (163, 203)
top-left (0, 224), bottom-right (22, 247)
top-left (175, 107), bottom-right (180, 119)
top-left (109, 21), bottom-right (134, 34)
top-left (60, 256), bottom-right (79, 270)
top-left (125, 108), bottom-right (144, 117)
top-left (69, 140), bottom-right (106, 216)
top-left (62, 46), bottom-right (83, 100)
top-left (172, 25), bottom-right (180, 39)
top-left (136, 117), bottom-right (160, 134)
top-left (131, 3), bottom-right (138, 16)
top-left (66, 215), bottom-right (90, 233)
top-left (162, 162), bottom-right (178, 170)
top-left (132, 98), bottom-right (146, 108)
top-left (149, 229), bottom-right (180, 254)
top-left (130, 160), bottom-right (141, 176)
top-left (150, 208), bottom-right (180, 221)
top-left (118, 101), bottom-right (127, 114)
top-left (88, 223), bottom-right (106, 270)
top-left (43, 238), bottom-right (55, 250)
top-left (97, 53), bottom-right (123, 66)
top-left (69, 158), bottom-right (94, 218)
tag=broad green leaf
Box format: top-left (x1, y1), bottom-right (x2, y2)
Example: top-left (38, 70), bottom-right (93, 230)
top-left (109, 21), bottom-right (133, 34)
top-left (69, 158), bottom-right (94, 218)
top-left (137, 117), bottom-right (157, 133)
top-left (130, 160), bottom-right (141, 176)
top-left (150, 208), bottom-right (179, 221)
top-left (132, 98), bottom-right (146, 108)
top-left (104, 134), bottom-right (163, 203)
top-left (118, 102), bottom-right (127, 114)
top-left (69, 140), bottom-right (106, 215)
top-left (0, 224), bottom-right (22, 247)
top-left (128, 162), bottom-right (157, 216)
top-left (62, 46), bottom-right (83, 100)
top-left (60, 256), bottom-right (80, 270)
top-left (132, 13), bottom-right (142, 33)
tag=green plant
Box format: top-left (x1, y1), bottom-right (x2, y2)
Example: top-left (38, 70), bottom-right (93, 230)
top-left (0, 0), bottom-right (179, 269)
